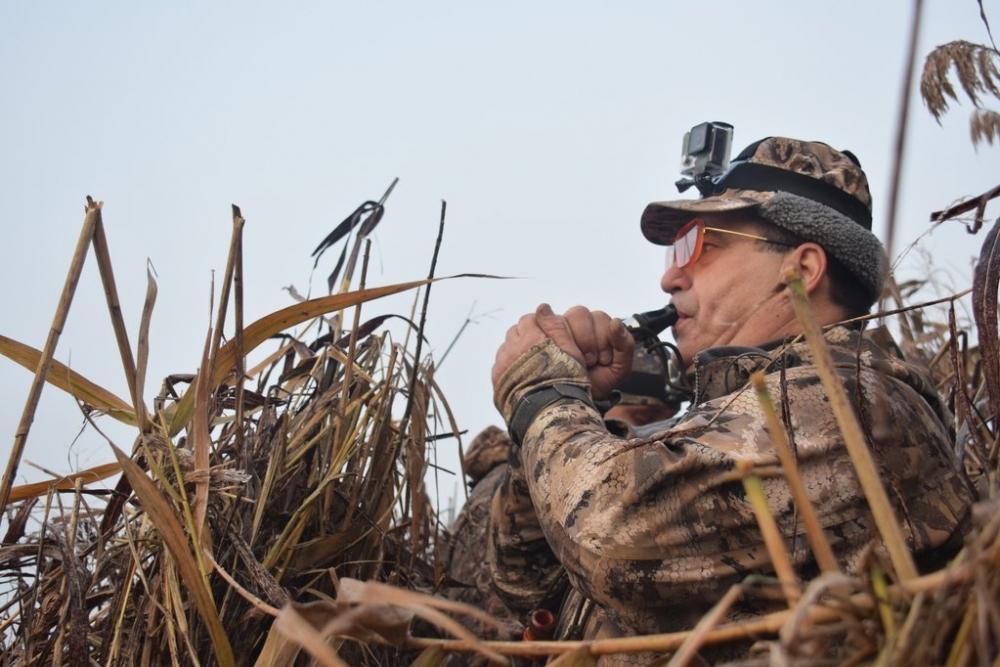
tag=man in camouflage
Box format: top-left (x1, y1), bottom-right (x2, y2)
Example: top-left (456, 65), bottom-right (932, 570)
top-left (442, 346), bottom-right (679, 652)
top-left (486, 136), bottom-right (973, 664)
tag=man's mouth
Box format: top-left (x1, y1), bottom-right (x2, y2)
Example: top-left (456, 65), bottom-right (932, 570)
top-left (671, 309), bottom-right (692, 335)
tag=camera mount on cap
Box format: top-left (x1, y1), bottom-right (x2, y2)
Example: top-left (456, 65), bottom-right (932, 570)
top-left (676, 121), bottom-right (733, 196)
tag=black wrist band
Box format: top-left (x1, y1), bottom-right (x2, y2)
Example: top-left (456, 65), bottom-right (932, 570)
top-left (508, 383), bottom-right (595, 446)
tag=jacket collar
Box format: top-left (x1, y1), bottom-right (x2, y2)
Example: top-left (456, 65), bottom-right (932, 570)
top-left (686, 327), bottom-right (861, 404)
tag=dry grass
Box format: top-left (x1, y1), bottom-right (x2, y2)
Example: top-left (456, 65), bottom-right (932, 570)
top-left (0, 193), bottom-right (496, 666)
top-left (3, 187), bottom-right (1000, 666)
top-left (2, 16), bottom-right (1000, 661)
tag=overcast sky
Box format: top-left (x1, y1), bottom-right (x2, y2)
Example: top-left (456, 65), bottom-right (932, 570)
top-left (2, 1), bottom-right (999, 510)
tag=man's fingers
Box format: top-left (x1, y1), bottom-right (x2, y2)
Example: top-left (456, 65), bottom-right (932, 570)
top-left (588, 311), bottom-right (615, 367)
top-left (492, 305), bottom-right (628, 391)
top-left (491, 312), bottom-right (547, 386)
top-left (564, 305), bottom-right (600, 366)
top-left (608, 317), bottom-right (635, 375)
top-left (585, 318), bottom-right (635, 399)
top-left (535, 303), bottom-right (585, 364)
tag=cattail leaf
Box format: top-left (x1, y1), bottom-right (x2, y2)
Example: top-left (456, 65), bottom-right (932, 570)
top-left (0, 333), bottom-right (137, 426)
top-left (311, 201), bottom-right (377, 266)
top-left (8, 462), bottom-right (121, 501)
top-left (190, 327), bottom-right (213, 551)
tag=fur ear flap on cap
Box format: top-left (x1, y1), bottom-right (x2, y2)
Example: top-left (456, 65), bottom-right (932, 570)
top-left (759, 192), bottom-right (888, 306)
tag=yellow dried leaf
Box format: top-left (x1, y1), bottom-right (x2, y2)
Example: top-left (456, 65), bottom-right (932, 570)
top-left (0, 334), bottom-right (137, 426)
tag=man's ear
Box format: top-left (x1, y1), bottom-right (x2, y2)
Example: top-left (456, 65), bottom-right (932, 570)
top-left (785, 242), bottom-right (828, 295)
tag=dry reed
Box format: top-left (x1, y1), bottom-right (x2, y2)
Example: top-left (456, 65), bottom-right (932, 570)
top-left (4, 189), bottom-right (1000, 666)
top-left (0, 190), bottom-right (495, 666)
top-left (3, 10), bottom-right (1000, 664)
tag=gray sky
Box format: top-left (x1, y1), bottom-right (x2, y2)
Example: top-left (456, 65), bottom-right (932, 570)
top-left (2, 1), bottom-right (999, 509)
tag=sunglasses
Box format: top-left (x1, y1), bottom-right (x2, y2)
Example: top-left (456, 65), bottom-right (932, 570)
top-left (666, 218), bottom-right (795, 268)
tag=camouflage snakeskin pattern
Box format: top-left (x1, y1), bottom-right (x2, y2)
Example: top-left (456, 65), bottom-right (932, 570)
top-left (489, 329), bottom-right (972, 666)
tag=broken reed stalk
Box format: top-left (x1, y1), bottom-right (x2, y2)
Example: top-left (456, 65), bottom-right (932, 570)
top-left (208, 205), bottom-right (243, 376)
top-left (783, 267), bottom-right (919, 583)
top-left (751, 372), bottom-right (841, 576)
top-left (408, 600), bottom-right (852, 659)
top-left (191, 204), bottom-right (247, 547)
top-left (233, 205), bottom-right (246, 458)
top-left (402, 200), bottom-right (448, 557)
top-left (0, 197), bottom-right (102, 513)
top-left (400, 200), bottom-right (447, 428)
top-left (91, 207), bottom-right (148, 431)
top-left (737, 460), bottom-right (800, 606)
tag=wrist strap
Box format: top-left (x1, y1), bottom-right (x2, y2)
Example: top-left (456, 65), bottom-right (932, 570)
top-left (508, 383), bottom-right (595, 446)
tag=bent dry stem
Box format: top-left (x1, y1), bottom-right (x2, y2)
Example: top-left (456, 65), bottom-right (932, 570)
top-left (751, 372), bottom-right (841, 578)
top-left (1, 197), bottom-right (104, 513)
top-left (783, 267), bottom-right (918, 582)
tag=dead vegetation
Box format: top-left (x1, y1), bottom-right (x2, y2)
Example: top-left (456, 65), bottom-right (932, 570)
top-left (3, 187), bottom-right (1000, 666)
top-left (3, 6), bottom-right (1000, 666)
top-left (0, 192), bottom-right (490, 666)
top-left (921, 38), bottom-right (1000, 148)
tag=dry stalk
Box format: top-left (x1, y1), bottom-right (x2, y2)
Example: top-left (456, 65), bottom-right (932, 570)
top-left (883, 0), bottom-right (924, 257)
top-left (738, 461), bottom-right (801, 606)
top-left (784, 267), bottom-right (918, 582)
top-left (92, 207), bottom-right (147, 431)
top-left (0, 197), bottom-right (103, 513)
top-left (751, 372), bottom-right (841, 576)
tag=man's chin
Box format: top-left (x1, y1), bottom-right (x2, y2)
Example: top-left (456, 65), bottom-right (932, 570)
top-left (671, 319), bottom-right (692, 347)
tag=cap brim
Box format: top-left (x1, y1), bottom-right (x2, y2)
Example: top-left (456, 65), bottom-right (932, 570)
top-left (640, 190), bottom-right (773, 245)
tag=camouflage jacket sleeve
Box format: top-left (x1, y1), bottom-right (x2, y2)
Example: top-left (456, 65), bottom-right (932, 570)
top-left (487, 340), bottom-right (595, 616)
top-left (489, 339), bottom-right (970, 632)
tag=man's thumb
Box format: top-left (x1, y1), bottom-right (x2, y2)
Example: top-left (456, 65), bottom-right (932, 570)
top-left (534, 303), bottom-right (566, 337)
top-left (609, 317), bottom-right (634, 351)
top-left (534, 303), bottom-right (584, 363)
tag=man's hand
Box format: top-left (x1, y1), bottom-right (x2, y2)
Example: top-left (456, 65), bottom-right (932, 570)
top-left (492, 303), bottom-right (635, 400)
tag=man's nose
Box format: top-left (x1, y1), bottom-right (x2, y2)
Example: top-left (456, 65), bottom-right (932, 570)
top-left (660, 262), bottom-right (690, 294)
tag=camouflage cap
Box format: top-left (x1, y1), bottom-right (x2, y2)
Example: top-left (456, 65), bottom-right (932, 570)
top-left (641, 137), bottom-right (888, 305)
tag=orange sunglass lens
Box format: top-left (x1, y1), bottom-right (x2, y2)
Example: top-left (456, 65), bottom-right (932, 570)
top-left (672, 219), bottom-right (704, 267)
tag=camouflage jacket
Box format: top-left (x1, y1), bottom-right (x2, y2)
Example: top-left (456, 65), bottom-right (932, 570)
top-left (489, 326), bottom-right (972, 665)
